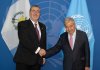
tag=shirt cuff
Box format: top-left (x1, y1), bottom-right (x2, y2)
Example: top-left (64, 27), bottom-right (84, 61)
top-left (35, 47), bottom-right (41, 54)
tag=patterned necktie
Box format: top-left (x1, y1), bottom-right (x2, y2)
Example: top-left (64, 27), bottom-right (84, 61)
top-left (69, 34), bottom-right (73, 49)
top-left (34, 23), bottom-right (40, 41)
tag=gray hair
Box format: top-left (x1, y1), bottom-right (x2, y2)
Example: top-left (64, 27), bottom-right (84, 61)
top-left (64, 17), bottom-right (75, 26)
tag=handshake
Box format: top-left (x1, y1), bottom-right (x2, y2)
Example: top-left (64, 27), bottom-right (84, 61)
top-left (38, 49), bottom-right (46, 64)
top-left (39, 49), bottom-right (46, 57)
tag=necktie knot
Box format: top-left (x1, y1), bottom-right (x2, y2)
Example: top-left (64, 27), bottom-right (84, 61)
top-left (35, 23), bottom-right (37, 28)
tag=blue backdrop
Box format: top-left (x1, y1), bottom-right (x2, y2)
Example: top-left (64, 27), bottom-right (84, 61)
top-left (0, 0), bottom-right (100, 70)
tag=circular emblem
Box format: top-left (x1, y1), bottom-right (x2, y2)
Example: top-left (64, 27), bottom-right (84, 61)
top-left (71, 14), bottom-right (92, 40)
top-left (12, 11), bottom-right (27, 30)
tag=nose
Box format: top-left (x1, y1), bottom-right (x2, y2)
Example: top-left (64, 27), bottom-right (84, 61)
top-left (33, 11), bottom-right (37, 14)
top-left (68, 27), bottom-right (71, 31)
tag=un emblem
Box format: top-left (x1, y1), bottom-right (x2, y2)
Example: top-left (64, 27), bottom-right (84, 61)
top-left (71, 14), bottom-right (92, 40)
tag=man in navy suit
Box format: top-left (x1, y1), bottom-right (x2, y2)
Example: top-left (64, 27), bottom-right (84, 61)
top-left (14, 5), bottom-right (46, 70)
top-left (46, 17), bottom-right (90, 70)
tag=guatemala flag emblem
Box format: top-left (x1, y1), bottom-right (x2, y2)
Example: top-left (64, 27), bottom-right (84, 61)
top-left (1, 0), bottom-right (30, 55)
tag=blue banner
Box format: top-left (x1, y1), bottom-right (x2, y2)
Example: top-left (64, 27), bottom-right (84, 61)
top-left (66, 0), bottom-right (95, 70)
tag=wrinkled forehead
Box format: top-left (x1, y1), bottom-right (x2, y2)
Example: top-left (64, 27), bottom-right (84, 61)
top-left (65, 20), bottom-right (75, 27)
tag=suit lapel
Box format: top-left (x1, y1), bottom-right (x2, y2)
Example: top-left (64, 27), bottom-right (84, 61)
top-left (65, 32), bottom-right (72, 51)
top-left (38, 22), bottom-right (44, 42)
top-left (73, 30), bottom-right (79, 52)
top-left (28, 19), bottom-right (39, 43)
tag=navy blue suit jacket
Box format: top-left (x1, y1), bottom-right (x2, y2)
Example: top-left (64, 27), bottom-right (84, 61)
top-left (14, 19), bottom-right (46, 65)
top-left (46, 30), bottom-right (90, 70)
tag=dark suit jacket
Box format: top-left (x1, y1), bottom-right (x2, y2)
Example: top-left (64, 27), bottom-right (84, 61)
top-left (46, 30), bottom-right (90, 70)
top-left (13, 19), bottom-right (46, 65)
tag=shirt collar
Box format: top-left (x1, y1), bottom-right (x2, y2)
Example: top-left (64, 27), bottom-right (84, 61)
top-left (68, 29), bottom-right (76, 37)
top-left (30, 19), bottom-right (39, 26)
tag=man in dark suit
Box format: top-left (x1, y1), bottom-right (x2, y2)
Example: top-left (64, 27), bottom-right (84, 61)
top-left (13, 5), bottom-right (46, 70)
top-left (46, 17), bottom-right (90, 70)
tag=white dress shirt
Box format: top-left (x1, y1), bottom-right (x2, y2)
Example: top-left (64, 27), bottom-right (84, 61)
top-left (30, 19), bottom-right (41, 54)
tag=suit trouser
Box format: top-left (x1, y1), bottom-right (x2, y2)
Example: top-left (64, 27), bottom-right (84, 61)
top-left (16, 63), bottom-right (41, 70)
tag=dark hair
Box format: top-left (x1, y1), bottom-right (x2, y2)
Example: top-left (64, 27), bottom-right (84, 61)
top-left (30, 5), bottom-right (40, 11)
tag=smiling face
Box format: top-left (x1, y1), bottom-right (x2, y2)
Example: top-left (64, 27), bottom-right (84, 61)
top-left (65, 18), bottom-right (76, 35)
top-left (29, 6), bottom-right (40, 22)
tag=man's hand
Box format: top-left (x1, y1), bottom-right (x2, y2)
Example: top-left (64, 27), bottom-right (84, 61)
top-left (39, 49), bottom-right (46, 57)
top-left (85, 67), bottom-right (90, 70)
top-left (43, 58), bottom-right (46, 64)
